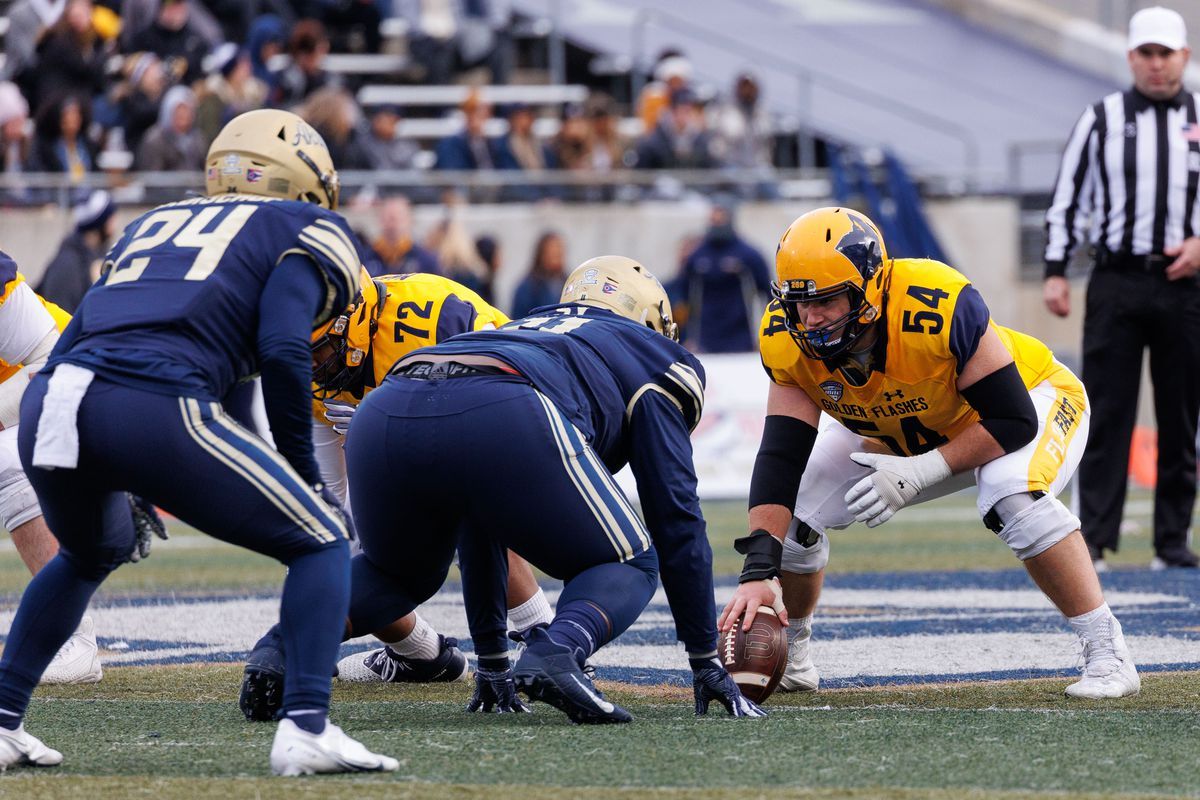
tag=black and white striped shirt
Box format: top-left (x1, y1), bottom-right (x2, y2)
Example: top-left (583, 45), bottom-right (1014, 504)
top-left (1044, 88), bottom-right (1200, 277)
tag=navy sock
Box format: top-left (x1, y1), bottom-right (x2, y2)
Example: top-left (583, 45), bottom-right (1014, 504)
top-left (279, 542), bottom-right (350, 718)
top-left (0, 709), bottom-right (20, 731)
top-left (548, 559), bottom-right (658, 664)
top-left (0, 555), bottom-right (103, 720)
top-left (286, 708), bottom-right (328, 735)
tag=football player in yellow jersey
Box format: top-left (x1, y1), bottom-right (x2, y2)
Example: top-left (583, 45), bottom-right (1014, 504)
top-left (719, 208), bottom-right (1140, 700)
top-left (0, 257), bottom-right (164, 686)
top-left (241, 269), bottom-right (553, 717)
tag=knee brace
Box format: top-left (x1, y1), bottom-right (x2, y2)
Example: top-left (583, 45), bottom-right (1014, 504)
top-left (0, 470), bottom-right (41, 532)
top-left (985, 492), bottom-right (1079, 561)
top-left (780, 519), bottom-right (829, 574)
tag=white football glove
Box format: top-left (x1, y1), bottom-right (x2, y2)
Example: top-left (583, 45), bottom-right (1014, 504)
top-left (844, 450), bottom-right (951, 528)
top-left (322, 400), bottom-right (356, 436)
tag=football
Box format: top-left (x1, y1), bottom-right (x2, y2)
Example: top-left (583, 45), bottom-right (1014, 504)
top-left (718, 605), bottom-right (788, 703)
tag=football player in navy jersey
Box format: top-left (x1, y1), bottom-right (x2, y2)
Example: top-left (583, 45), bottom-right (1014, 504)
top-left (341, 256), bottom-right (764, 723)
top-left (0, 109), bottom-right (397, 776)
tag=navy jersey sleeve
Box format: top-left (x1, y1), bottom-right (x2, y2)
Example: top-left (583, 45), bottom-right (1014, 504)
top-left (627, 387), bottom-right (717, 656)
top-left (434, 294), bottom-right (480, 342)
top-left (283, 209), bottom-right (363, 327)
top-left (948, 284), bottom-right (990, 374)
top-left (257, 253), bottom-right (328, 486)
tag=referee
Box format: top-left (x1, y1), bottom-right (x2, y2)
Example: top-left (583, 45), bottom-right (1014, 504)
top-left (1044, 5), bottom-right (1200, 570)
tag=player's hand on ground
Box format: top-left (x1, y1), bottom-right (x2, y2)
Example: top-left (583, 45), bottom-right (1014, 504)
top-left (126, 493), bottom-right (168, 563)
top-left (690, 656), bottom-right (767, 718)
top-left (718, 577), bottom-right (787, 632)
top-left (466, 667), bottom-right (530, 713)
top-left (845, 450), bottom-right (951, 528)
top-left (322, 400), bottom-right (356, 436)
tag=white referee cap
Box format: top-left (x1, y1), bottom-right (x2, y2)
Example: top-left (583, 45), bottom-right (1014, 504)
top-left (1128, 6), bottom-right (1187, 51)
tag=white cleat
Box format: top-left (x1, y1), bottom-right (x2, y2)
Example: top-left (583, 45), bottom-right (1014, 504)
top-left (0, 725), bottom-right (63, 771)
top-left (269, 718), bottom-right (399, 776)
top-left (778, 626), bottom-right (820, 693)
top-left (40, 615), bottom-right (102, 685)
top-left (1065, 618), bottom-right (1141, 699)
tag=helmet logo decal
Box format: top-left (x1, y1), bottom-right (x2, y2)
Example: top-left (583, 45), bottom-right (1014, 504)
top-left (836, 214), bottom-right (882, 279)
top-left (220, 154), bottom-right (241, 175)
top-left (245, 168), bottom-right (262, 183)
top-left (602, 282), bottom-right (618, 294)
top-left (291, 122), bottom-right (327, 149)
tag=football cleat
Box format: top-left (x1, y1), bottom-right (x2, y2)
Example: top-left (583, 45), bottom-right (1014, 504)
top-left (512, 627), bottom-right (631, 724)
top-left (0, 725), bottom-right (63, 771)
top-left (778, 624), bottom-right (819, 693)
top-left (269, 718), bottom-right (398, 776)
top-left (1066, 617), bottom-right (1141, 699)
top-left (335, 636), bottom-right (468, 684)
top-left (240, 625), bottom-right (286, 722)
top-left (40, 615), bottom-right (102, 685)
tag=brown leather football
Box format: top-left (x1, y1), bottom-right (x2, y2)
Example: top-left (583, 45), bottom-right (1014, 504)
top-left (718, 605), bottom-right (788, 703)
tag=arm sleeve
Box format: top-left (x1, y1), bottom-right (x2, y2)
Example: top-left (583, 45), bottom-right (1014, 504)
top-left (1044, 104), bottom-right (1099, 278)
top-left (947, 285), bottom-right (990, 375)
top-left (0, 282), bottom-right (57, 365)
top-left (312, 419), bottom-right (348, 504)
top-left (257, 253), bottom-right (328, 487)
top-left (628, 389), bottom-right (717, 656)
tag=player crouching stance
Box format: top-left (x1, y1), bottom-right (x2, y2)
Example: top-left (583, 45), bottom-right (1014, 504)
top-left (0, 109), bottom-right (396, 774)
top-left (721, 208), bottom-right (1138, 700)
top-left (341, 256), bottom-right (762, 722)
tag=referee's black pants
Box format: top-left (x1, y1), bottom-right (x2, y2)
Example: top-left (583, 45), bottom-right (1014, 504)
top-left (1079, 268), bottom-right (1200, 556)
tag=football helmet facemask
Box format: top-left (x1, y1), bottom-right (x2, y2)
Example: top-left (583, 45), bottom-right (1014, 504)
top-left (312, 268), bottom-right (384, 398)
top-left (206, 109), bottom-right (341, 210)
top-left (773, 207), bottom-right (889, 360)
top-left (560, 255), bottom-right (678, 341)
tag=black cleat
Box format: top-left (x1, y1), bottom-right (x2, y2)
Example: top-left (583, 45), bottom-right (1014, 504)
top-left (512, 627), bottom-right (631, 725)
top-left (240, 624), bottom-right (285, 722)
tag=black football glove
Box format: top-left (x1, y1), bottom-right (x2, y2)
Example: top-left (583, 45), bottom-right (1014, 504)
top-left (690, 656), bottom-right (767, 718)
top-left (466, 667), bottom-right (531, 713)
top-left (126, 493), bottom-right (168, 563)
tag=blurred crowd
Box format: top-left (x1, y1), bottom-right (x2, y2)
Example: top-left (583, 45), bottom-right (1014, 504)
top-left (0, 1), bottom-right (780, 203)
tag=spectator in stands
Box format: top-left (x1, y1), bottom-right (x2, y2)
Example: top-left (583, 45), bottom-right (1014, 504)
top-left (135, 84), bottom-right (204, 170)
top-left (550, 102), bottom-right (589, 171)
top-left (511, 230), bottom-right (566, 317)
top-left (0, 82), bottom-right (32, 178)
top-left (399, 0), bottom-right (460, 85)
top-left (279, 19), bottom-right (338, 107)
top-left (31, 0), bottom-right (111, 113)
top-left (669, 197), bottom-right (771, 353)
top-left (434, 90), bottom-right (501, 170)
top-left (370, 195), bottom-right (439, 276)
top-left (497, 103), bottom-right (549, 170)
top-left (111, 52), bottom-right (167, 156)
top-left (711, 72), bottom-right (772, 171)
top-left (637, 50), bottom-right (691, 132)
top-left (3, 0), bottom-right (65, 97)
top-left (195, 43), bottom-right (268, 146)
top-left (587, 93), bottom-right (628, 172)
top-left (30, 93), bottom-right (95, 183)
top-left (472, 233), bottom-right (500, 304)
top-left (320, 0), bottom-right (384, 54)
top-left (292, 86), bottom-right (366, 171)
top-left (635, 87), bottom-right (720, 171)
top-left (36, 189), bottom-right (115, 312)
top-left (356, 105), bottom-right (419, 171)
top-left (434, 210), bottom-right (489, 291)
top-left (129, 0), bottom-right (213, 87)
top-left (247, 14), bottom-right (288, 105)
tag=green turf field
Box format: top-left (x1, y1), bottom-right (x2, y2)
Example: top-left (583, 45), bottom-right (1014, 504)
top-left (0, 491), bottom-right (1195, 799)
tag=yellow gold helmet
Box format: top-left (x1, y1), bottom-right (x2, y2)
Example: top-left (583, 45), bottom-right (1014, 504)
top-left (311, 268), bottom-right (384, 398)
top-left (773, 207), bottom-right (889, 360)
top-left (561, 255), bottom-right (678, 341)
top-left (205, 109), bottom-right (341, 210)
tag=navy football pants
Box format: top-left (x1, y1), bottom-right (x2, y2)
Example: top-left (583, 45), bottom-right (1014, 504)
top-left (0, 374), bottom-right (349, 721)
top-left (344, 375), bottom-right (659, 658)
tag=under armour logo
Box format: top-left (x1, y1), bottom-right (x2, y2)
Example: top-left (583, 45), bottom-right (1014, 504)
top-left (883, 390), bottom-right (905, 401)
top-left (897, 480), bottom-right (906, 490)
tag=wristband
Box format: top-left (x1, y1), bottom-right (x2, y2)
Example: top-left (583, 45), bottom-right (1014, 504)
top-left (733, 528), bottom-right (783, 583)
